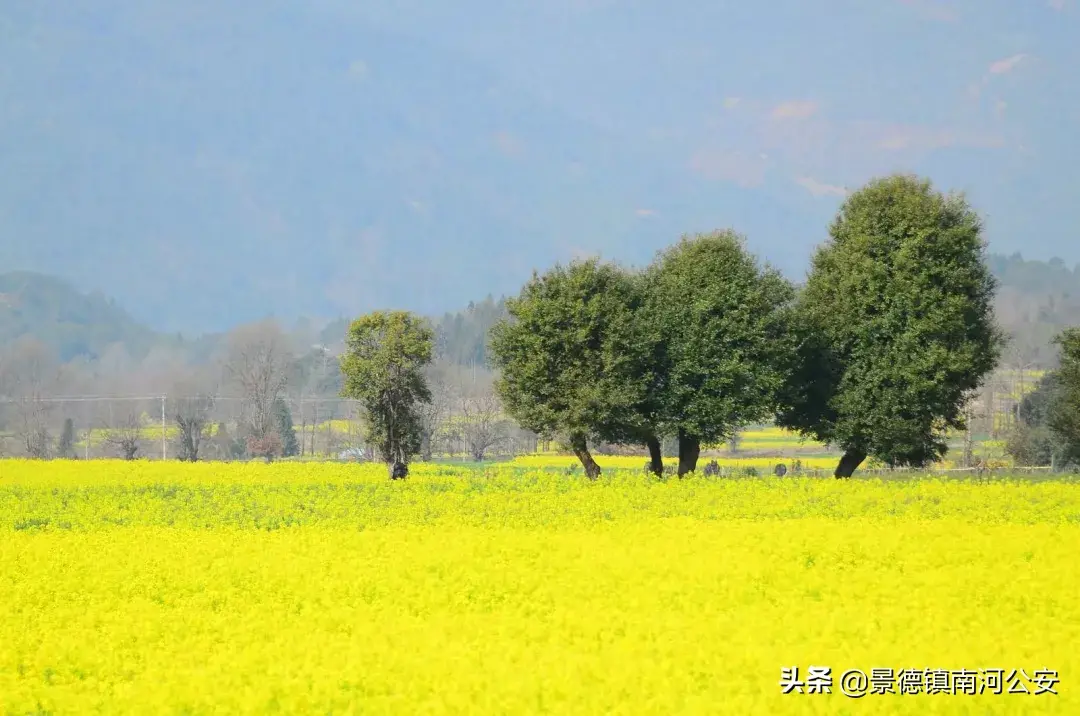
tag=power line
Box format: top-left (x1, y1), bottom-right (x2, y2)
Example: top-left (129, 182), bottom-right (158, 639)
top-left (0, 394), bottom-right (361, 404)
top-left (0, 395), bottom-right (165, 403)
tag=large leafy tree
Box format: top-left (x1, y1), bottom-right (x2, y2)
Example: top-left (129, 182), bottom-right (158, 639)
top-left (489, 258), bottom-right (649, 479)
top-left (642, 231), bottom-right (796, 476)
top-left (1047, 327), bottom-right (1080, 466)
top-left (778, 174), bottom-right (1004, 477)
top-left (340, 311), bottom-right (434, 479)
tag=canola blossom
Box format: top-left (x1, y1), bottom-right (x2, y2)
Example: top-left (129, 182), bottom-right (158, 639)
top-left (2, 459), bottom-right (1079, 714)
top-left (505, 453), bottom-right (841, 471)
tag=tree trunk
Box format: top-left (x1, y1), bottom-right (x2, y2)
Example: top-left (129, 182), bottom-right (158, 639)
top-left (677, 430), bottom-right (700, 477)
top-left (834, 448), bottom-right (867, 478)
top-left (569, 434), bottom-right (601, 480)
top-left (645, 433), bottom-right (664, 478)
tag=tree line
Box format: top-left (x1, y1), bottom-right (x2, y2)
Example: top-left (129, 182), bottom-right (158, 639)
top-left (0, 317), bottom-right (527, 463)
top-left (341, 174), bottom-right (1019, 479)
top-left (6, 173), bottom-right (1079, 473)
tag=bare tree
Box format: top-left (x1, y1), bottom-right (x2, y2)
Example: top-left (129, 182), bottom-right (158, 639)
top-left (170, 370), bottom-right (218, 462)
top-left (960, 391), bottom-right (978, 468)
top-left (504, 423), bottom-right (538, 457)
top-left (1002, 338), bottom-right (1040, 431)
top-left (306, 399), bottom-right (321, 456)
top-left (1, 338), bottom-right (60, 458)
top-left (286, 344), bottom-right (342, 457)
top-left (417, 363), bottom-right (454, 461)
top-left (247, 431), bottom-right (283, 463)
top-left (336, 401), bottom-right (368, 459)
top-left (174, 394), bottom-right (216, 462)
top-left (223, 320), bottom-right (291, 442)
top-left (459, 391), bottom-right (508, 461)
top-left (727, 427), bottom-right (743, 454)
top-left (103, 412), bottom-right (143, 460)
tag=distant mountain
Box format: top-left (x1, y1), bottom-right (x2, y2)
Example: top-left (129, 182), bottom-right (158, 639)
top-left (4, 253), bottom-right (1079, 368)
top-left (0, 2), bottom-right (829, 334)
top-left (0, 271), bottom-right (156, 362)
top-left (316, 295), bottom-right (510, 366)
top-left (990, 253), bottom-right (1080, 366)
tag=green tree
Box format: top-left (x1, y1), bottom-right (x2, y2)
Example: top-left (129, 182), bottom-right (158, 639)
top-left (174, 394), bottom-right (215, 463)
top-left (214, 422), bottom-right (248, 460)
top-left (274, 397), bottom-right (299, 457)
top-left (641, 231), bottom-right (796, 476)
top-left (57, 417), bottom-right (77, 459)
top-left (1047, 328), bottom-right (1080, 466)
top-left (1005, 372), bottom-right (1064, 467)
top-left (1019, 372), bottom-right (1061, 428)
top-left (339, 311), bottom-right (434, 479)
top-left (489, 259), bottom-right (651, 479)
top-left (433, 295), bottom-right (509, 366)
top-left (778, 174), bottom-right (1004, 477)
top-left (1006, 423), bottom-right (1061, 468)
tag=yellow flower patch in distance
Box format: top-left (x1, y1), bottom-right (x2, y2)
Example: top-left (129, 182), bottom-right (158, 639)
top-left (506, 454), bottom-right (840, 470)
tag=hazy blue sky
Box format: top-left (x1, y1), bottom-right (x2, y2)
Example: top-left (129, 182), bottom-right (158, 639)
top-left (1, 0), bottom-right (1077, 331)
top-left (368, 0), bottom-right (1075, 238)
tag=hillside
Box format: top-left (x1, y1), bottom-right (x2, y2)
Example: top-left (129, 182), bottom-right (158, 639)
top-left (990, 254), bottom-right (1080, 366)
top-left (314, 295), bottom-right (509, 365)
top-left (2, 253), bottom-right (1079, 368)
top-left (0, 3), bottom-right (824, 334)
top-left (0, 271), bottom-right (156, 362)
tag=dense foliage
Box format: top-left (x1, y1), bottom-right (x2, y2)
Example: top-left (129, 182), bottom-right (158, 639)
top-left (488, 176), bottom-right (1007, 479)
top-left (339, 311), bottom-right (434, 478)
top-left (489, 260), bottom-right (645, 479)
top-left (777, 175), bottom-right (1004, 476)
top-left (641, 231), bottom-right (795, 475)
top-left (1006, 371), bottom-right (1066, 467)
top-left (1048, 328), bottom-right (1080, 465)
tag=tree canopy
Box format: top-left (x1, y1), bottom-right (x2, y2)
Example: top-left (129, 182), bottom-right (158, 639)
top-left (339, 311), bottom-right (434, 479)
top-left (489, 258), bottom-right (646, 479)
top-left (777, 174), bottom-right (1004, 477)
top-left (642, 231), bottom-right (796, 475)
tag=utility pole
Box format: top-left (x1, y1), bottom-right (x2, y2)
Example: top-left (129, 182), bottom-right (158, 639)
top-left (161, 395), bottom-right (167, 460)
top-left (1016, 359), bottom-right (1035, 422)
top-left (962, 400), bottom-right (974, 468)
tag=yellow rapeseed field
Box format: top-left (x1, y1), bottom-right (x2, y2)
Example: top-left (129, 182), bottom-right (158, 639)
top-left (2, 459), bottom-right (1078, 714)
top-left (505, 453), bottom-right (841, 471)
